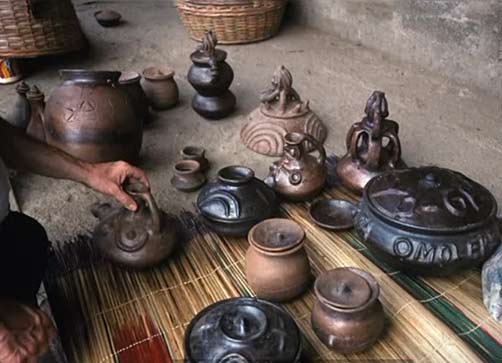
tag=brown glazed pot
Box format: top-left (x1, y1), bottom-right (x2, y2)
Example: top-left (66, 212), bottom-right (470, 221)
top-left (336, 91), bottom-right (406, 194)
top-left (312, 268), bottom-right (385, 353)
top-left (42, 70), bottom-right (142, 163)
top-left (241, 65), bottom-right (327, 157)
top-left (181, 146), bottom-right (209, 172)
top-left (141, 67), bottom-right (179, 110)
top-left (246, 218), bottom-right (312, 302)
top-left (265, 132), bottom-right (327, 201)
top-left (91, 182), bottom-right (178, 269)
top-left (119, 71), bottom-right (150, 124)
top-left (171, 160), bottom-right (206, 192)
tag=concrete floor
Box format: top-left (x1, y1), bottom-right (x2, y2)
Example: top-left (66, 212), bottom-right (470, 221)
top-left (1, 0), bottom-right (501, 242)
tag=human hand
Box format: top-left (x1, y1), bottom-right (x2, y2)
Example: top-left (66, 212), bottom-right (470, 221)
top-left (86, 161), bottom-right (150, 211)
top-left (0, 299), bottom-right (56, 363)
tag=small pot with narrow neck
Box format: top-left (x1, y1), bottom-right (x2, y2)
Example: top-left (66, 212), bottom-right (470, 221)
top-left (181, 146), bottom-right (209, 172)
top-left (171, 160), bottom-right (206, 192)
top-left (119, 71), bottom-right (150, 124)
top-left (311, 268), bottom-right (385, 353)
top-left (246, 218), bottom-right (312, 302)
top-left (141, 66), bottom-right (179, 110)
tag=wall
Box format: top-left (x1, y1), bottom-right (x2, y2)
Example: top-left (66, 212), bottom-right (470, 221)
top-left (287, 0), bottom-right (502, 97)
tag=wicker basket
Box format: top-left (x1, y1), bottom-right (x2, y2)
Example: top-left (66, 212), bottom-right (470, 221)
top-left (177, 0), bottom-right (287, 45)
top-left (0, 0), bottom-right (86, 58)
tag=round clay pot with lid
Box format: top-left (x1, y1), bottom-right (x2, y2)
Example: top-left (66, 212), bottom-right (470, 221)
top-left (311, 268), bottom-right (385, 353)
top-left (141, 66), bottom-right (179, 110)
top-left (171, 160), bottom-right (206, 192)
top-left (246, 218), bottom-right (312, 302)
top-left (119, 71), bottom-right (150, 124)
top-left (185, 297), bottom-right (302, 363)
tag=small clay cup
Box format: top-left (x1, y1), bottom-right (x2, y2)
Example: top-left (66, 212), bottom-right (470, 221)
top-left (246, 218), bottom-right (312, 302)
top-left (311, 268), bottom-right (385, 353)
top-left (94, 10), bottom-right (122, 27)
top-left (141, 67), bottom-right (179, 110)
top-left (171, 160), bottom-right (206, 192)
top-left (181, 146), bottom-right (209, 172)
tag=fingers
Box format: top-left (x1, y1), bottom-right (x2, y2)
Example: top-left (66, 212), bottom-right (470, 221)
top-left (113, 185), bottom-right (138, 211)
top-left (0, 322), bottom-right (22, 363)
top-left (125, 164), bottom-right (150, 189)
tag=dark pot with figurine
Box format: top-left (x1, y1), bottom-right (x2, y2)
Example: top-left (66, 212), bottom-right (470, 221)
top-left (185, 297), bottom-right (302, 363)
top-left (197, 166), bottom-right (278, 237)
top-left (39, 70), bottom-right (142, 163)
top-left (265, 132), bottom-right (327, 201)
top-left (91, 182), bottom-right (178, 269)
top-left (187, 31), bottom-right (236, 120)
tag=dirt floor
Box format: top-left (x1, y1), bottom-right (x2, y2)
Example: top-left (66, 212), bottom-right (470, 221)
top-left (1, 0), bottom-right (501, 243)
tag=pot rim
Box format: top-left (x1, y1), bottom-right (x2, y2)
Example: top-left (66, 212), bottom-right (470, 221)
top-left (59, 69), bottom-right (122, 84)
top-left (314, 267), bottom-right (380, 313)
top-left (119, 71), bottom-right (141, 84)
top-left (218, 165), bottom-right (255, 185)
top-left (248, 218), bottom-right (306, 254)
top-left (190, 48), bottom-right (227, 65)
top-left (182, 145), bottom-right (205, 158)
top-left (174, 160), bottom-right (201, 175)
top-left (142, 66), bottom-right (175, 80)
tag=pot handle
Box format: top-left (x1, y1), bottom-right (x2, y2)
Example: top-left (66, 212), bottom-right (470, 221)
top-left (303, 133), bottom-right (326, 167)
top-left (384, 132), bottom-right (402, 169)
top-left (125, 182), bottom-right (162, 234)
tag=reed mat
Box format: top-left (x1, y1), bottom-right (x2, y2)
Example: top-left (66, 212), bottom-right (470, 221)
top-left (44, 187), bottom-right (501, 363)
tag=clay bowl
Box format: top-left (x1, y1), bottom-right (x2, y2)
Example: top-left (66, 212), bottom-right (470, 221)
top-left (309, 199), bottom-right (358, 230)
top-left (95, 10), bottom-right (122, 27)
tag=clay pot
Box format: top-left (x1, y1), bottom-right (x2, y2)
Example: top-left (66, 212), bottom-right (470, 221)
top-left (41, 70), bottom-right (142, 163)
top-left (336, 91), bottom-right (406, 194)
top-left (241, 65), bottom-right (327, 157)
top-left (119, 71), bottom-right (150, 124)
top-left (94, 10), bottom-right (121, 27)
top-left (185, 298), bottom-right (302, 363)
top-left (171, 160), bottom-right (206, 192)
top-left (265, 132), bottom-right (327, 201)
top-left (197, 166), bottom-right (278, 237)
top-left (181, 146), bottom-right (209, 172)
top-left (91, 182), bottom-right (178, 269)
top-left (187, 31), bottom-right (236, 120)
top-left (26, 86), bottom-right (47, 143)
top-left (141, 67), bottom-right (179, 110)
top-left (8, 81), bottom-right (31, 129)
top-left (312, 268), bottom-right (385, 353)
top-left (246, 218), bottom-right (311, 302)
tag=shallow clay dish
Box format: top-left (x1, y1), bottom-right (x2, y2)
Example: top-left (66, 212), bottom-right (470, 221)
top-left (309, 199), bottom-right (357, 230)
top-left (95, 10), bottom-right (122, 27)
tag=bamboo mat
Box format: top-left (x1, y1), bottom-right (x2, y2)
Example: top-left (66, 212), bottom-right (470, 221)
top-left (43, 182), bottom-right (502, 363)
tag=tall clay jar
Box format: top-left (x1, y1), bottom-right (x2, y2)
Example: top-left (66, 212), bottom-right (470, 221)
top-left (246, 218), bottom-right (312, 302)
top-left (141, 67), bottom-right (179, 110)
top-left (311, 268), bottom-right (385, 353)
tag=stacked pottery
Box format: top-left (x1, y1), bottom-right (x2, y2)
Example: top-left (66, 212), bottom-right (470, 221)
top-left (312, 268), bottom-right (385, 353)
top-left (246, 219), bottom-right (311, 302)
top-left (141, 67), bottom-right (179, 110)
top-left (241, 65), bottom-right (327, 156)
top-left (188, 31), bottom-right (236, 120)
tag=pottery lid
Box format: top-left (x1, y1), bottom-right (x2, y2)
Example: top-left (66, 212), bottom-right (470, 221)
top-left (315, 268), bottom-right (379, 310)
top-left (249, 218), bottom-right (305, 253)
top-left (365, 166), bottom-right (498, 233)
top-left (185, 298), bottom-right (302, 363)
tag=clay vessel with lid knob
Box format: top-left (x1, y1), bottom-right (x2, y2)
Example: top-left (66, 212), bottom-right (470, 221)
top-left (265, 132), bottom-right (327, 201)
top-left (197, 166), bottom-right (278, 237)
top-left (187, 31), bottom-right (236, 120)
top-left (336, 90), bottom-right (406, 194)
top-left (91, 182), bottom-right (178, 269)
top-left (241, 65), bottom-right (327, 157)
top-left (119, 71), bottom-right (150, 124)
top-left (311, 268), bottom-right (385, 353)
top-left (185, 297), bottom-right (302, 363)
top-left (246, 218), bottom-right (312, 302)
top-left (141, 67), bottom-right (179, 110)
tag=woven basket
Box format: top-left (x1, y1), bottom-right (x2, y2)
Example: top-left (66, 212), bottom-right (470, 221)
top-left (177, 0), bottom-right (287, 44)
top-left (0, 0), bottom-right (86, 58)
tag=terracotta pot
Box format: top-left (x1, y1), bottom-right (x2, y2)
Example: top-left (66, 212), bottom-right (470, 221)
top-left (246, 218), bottom-right (311, 302)
top-left (141, 66), bottom-right (179, 110)
top-left (42, 70), bottom-right (142, 163)
top-left (8, 81), bottom-right (31, 129)
top-left (91, 182), bottom-right (178, 269)
top-left (185, 298), bottom-right (302, 363)
top-left (265, 132), bottom-right (327, 201)
top-left (311, 268), bottom-right (385, 353)
top-left (119, 71), bottom-right (150, 124)
top-left (241, 65), bottom-right (327, 156)
top-left (197, 165), bottom-right (278, 237)
top-left (187, 31), bottom-right (236, 120)
top-left (336, 91), bottom-right (406, 194)
top-left (181, 145), bottom-right (209, 172)
top-left (171, 160), bottom-right (206, 192)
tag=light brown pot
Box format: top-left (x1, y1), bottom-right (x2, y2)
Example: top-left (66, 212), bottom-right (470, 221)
top-left (245, 218), bottom-right (312, 302)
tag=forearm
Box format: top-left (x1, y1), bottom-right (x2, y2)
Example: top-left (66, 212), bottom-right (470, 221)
top-left (0, 119), bottom-right (93, 185)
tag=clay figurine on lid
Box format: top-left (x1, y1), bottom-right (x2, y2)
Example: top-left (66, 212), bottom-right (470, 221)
top-left (241, 65), bottom-right (327, 157)
top-left (188, 31), bottom-right (236, 120)
top-left (336, 91), bottom-right (406, 194)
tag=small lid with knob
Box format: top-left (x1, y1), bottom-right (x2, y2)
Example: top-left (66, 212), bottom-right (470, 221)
top-left (185, 298), bottom-right (302, 363)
